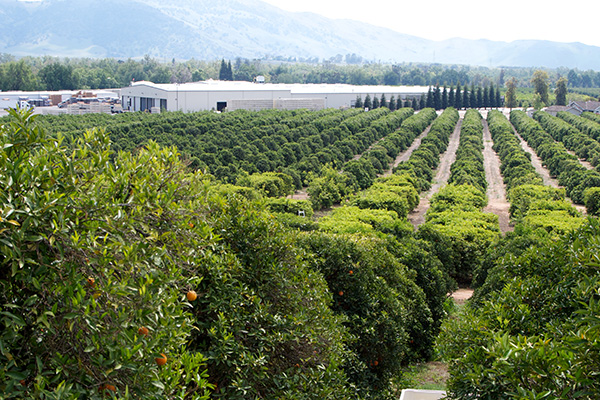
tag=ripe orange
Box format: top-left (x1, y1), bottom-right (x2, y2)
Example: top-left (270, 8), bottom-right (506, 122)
top-left (99, 384), bottom-right (116, 393)
top-left (338, 291), bottom-right (344, 296)
top-left (155, 353), bottom-right (167, 366)
top-left (349, 270), bottom-right (353, 275)
top-left (186, 290), bottom-right (197, 301)
top-left (87, 277), bottom-right (95, 287)
top-left (138, 326), bottom-right (149, 336)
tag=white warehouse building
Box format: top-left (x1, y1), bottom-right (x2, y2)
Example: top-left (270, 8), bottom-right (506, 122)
top-left (120, 80), bottom-right (430, 113)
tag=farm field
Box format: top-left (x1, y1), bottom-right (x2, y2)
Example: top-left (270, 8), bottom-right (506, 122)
top-left (2, 105), bottom-right (600, 399)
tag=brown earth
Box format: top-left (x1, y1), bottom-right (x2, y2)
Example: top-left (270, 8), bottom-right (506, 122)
top-left (513, 127), bottom-right (587, 215)
top-left (384, 125), bottom-right (433, 176)
top-left (408, 119), bottom-right (462, 229)
top-left (482, 120), bottom-right (512, 233)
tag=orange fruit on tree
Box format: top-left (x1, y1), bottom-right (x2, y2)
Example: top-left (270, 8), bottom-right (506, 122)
top-left (138, 326), bottom-right (149, 336)
top-left (155, 353), bottom-right (167, 366)
top-left (87, 277), bottom-right (95, 287)
top-left (338, 291), bottom-right (344, 296)
top-left (186, 290), bottom-right (197, 301)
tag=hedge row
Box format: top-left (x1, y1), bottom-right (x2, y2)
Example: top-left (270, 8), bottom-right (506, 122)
top-left (448, 109), bottom-right (487, 192)
top-left (308, 108), bottom-right (437, 209)
top-left (488, 110), bottom-right (583, 233)
top-left (418, 110), bottom-right (499, 284)
top-left (393, 107), bottom-right (460, 191)
top-left (439, 219), bottom-right (600, 399)
top-left (487, 110), bottom-right (543, 193)
top-left (558, 110), bottom-right (600, 140)
top-left (534, 110), bottom-right (600, 168)
top-left (528, 111), bottom-right (600, 206)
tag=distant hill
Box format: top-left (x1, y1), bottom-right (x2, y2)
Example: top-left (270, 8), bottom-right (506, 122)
top-left (2, 0), bottom-right (600, 70)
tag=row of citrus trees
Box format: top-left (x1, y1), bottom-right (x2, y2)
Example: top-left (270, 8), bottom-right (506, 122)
top-left (418, 109), bottom-right (500, 284)
top-left (0, 107), bottom-right (452, 399)
top-left (437, 110), bottom-right (600, 399)
top-left (38, 107), bottom-right (416, 190)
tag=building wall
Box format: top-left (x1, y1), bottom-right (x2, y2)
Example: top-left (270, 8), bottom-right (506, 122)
top-left (120, 83), bottom-right (427, 113)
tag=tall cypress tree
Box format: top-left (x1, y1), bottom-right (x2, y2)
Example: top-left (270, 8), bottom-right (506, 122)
top-left (463, 86), bottom-right (470, 108)
top-left (470, 85), bottom-right (477, 109)
top-left (219, 59), bottom-right (228, 81)
top-left (448, 86), bottom-right (455, 109)
top-left (227, 61), bottom-right (234, 81)
top-left (419, 95), bottom-right (426, 110)
top-left (355, 95), bottom-right (363, 109)
top-left (380, 94), bottom-right (388, 108)
top-left (488, 85), bottom-right (496, 108)
top-left (433, 84), bottom-right (442, 110)
top-left (455, 83), bottom-right (462, 109)
top-left (476, 86), bottom-right (483, 108)
top-left (483, 86), bottom-right (489, 109)
top-left (364, 94), bottom-right (372, 109)
top-left (373, 95), bottom-right (380, 109)
top-left (426, 87), bottom-right (434, 108)
top-left (389, 95), bottom-right (396, 111)
top-left (441, 86), bottom-right (448, 109)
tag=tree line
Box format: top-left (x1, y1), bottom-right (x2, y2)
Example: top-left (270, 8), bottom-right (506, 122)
top-left (1, 53), bottom-right (599, 93)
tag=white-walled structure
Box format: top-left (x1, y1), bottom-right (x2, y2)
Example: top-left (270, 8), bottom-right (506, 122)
top-left (119, 80), bottom-right (430, 113)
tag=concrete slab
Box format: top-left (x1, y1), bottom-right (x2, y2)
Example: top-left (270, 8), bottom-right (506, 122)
top-left (400, 389), bottom-right (446, 400)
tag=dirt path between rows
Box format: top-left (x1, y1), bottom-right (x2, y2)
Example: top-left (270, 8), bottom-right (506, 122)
top-left (408, 119), bottom-right (463, 229)
top-left (513, 128), bottom-right (587, 214)
top-left (383, 125), bottom-right (433, 176)
top-left (482, 120), bottom-right (512, 233)
top-left (565, 149), bottom-right (594, 170)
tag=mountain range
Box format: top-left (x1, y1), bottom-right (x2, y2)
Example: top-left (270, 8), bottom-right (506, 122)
top-left (2, 0), bottom-right (600, 70)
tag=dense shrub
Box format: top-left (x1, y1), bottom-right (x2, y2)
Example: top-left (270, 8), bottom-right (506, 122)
top-left (0, 109), bottom-right (357, 399)
top-left (583, 186), bottom-right (600, 216)
top-left (307, 165), bottom-right (352, 209)
top-left (318, 206), bottom-right (413, 239)
top-left (298, 232), bottom-right (433, 399)
top-left (438, 219), bottom-right (600, 399)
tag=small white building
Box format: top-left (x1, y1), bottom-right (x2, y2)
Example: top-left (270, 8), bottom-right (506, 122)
top-left (119, 80), bottom-right (429, 113)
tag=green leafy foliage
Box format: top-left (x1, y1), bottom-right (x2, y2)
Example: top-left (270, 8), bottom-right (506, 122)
top-left (298, 232), bottom-right (433, 399)
top-left (0, 108), bottom-right (358, 399)
top-left (438, 219), bottom-right (600, 399)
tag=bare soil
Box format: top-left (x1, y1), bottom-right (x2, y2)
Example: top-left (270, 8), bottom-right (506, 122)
top-left (384, 125), bottom-right (433, 176)
top-left (451, 288), bottom-right (474, 304)
top-left (482, 120), bottom-right (512, 233)
top-left (513, 128), bottom-right (587, 214)
top-left (408, 119), bottom-right (462, 229)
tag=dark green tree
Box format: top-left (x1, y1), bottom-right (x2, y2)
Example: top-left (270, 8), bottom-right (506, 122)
top-left (419, 95), bottom-right (426, 110)
top-left (448, 86), bottom-right (455, 109)
top-left (476, 86), bottom-right (483, 108)
top-left (380, 94), bottom-right (387, 109)
top-left (483, 86), bottom-right (489, 109)
top-left (433, 84), bottom-right (442, 110)
top-left (531, 70), bottom-right (550, 105)
top-left (39, 63), bottom-right (79, 90)
top-left (373, 95), bottom-right (380, 109)
top-left (2, 60), bottom-right (37, 91)
top-left (219, 59), bottom-right (227, 81)
top-left (364, 94), bottom-right (372, 109)
top-left (488, 85), bottom-right (495, 108)
top-left (389, 95), bottom-right (396, 111)
top-left (469, 85), bottom-right (477, 109)
top-left (555, 76), bottom-right (568, 106)
top-left (441, 86), bottom-right (448, 109)
top-left (354, 95), bottom-right (363, 108)
top-left (505, 77), bottom-right (518, 109)
top-left (463, 86), bottom-right (470, 109)
top-left (455, 83), bottom-right (462, 109)
top-left (426, 87), bottom-right (434, 108)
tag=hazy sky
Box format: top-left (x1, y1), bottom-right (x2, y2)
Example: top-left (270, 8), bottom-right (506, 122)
top-left (261, 0), bottom-right (599, 48)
